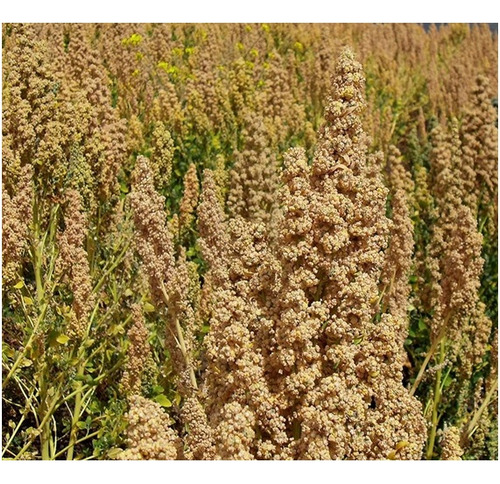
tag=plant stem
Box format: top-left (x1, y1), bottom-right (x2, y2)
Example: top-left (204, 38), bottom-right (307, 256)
top-left (14, 386), bottom-right (61, 460)
top-left (462, 379), bottom-right (499, 446)
top-left (426, 338), bottom-right (445, 459)
top-left (160, 282), bottom-right (198, 390)
top-left (66, 359), bottom-right (85, 460)
top-left (55, 430), bottom-right (100, 459)
top-left (410, 318), bottom-right (448, 397)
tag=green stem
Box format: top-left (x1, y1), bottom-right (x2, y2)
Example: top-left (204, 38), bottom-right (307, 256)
top-left (38, 369), bottom-right (53, 460)
top-left (160, 282), bottom-right (198, 391)
top-left (14, 386), bottom-right (62, 460)
top-left (410, 317), bottom-right (448, 397)
top-left (92, 239), bottom-right (131, 297)
top-left (66, 358), bottom-right (86, 460)
top-left (462, 379), bottom-right (499, 445)
top-left (55, 430), bottom-right (100, 459)
top-left (426, 338), bottom-right (445, 459)
top-left (2, 299), bottom-right (50, 389)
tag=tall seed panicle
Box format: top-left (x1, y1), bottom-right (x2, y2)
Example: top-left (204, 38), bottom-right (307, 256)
top-left (121, 304), bottom-right (150, 396)
top-left (57, 189), bottom-right (94, 339)
top-left (129, 155), bottom-right (176, 305)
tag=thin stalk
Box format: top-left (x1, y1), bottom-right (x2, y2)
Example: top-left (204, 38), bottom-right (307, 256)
top-left (92, 238), bottom-right (131, 296)
top-left (410, 316), bottom-right (449, 396)
top-left (64, 356), bottom-right (124, 459)
top-left (4, 203), bottom-right (59, 385)
top-left (54, 430), bottom-right (100, 459)
top-left (66, 357), bottom-right (86, 460)
top-left (2, 298), bottom-right (50, 389)
top-left (66, 376), bottom-right (84, 459)
top-left (2, 380), bottom-right (40, 456)
top-left (38, 370), bottom-right (52, 460)
top-left (462, 379), bottom-right (499, 445)
top-left (14, 386), bottom-right (61, 460)
top-left (426, 338), bottom-right (445, 459)
top-left (160, 282), bottom-right (198, 390)
top-left (2, 414), bottom-right (28, 458)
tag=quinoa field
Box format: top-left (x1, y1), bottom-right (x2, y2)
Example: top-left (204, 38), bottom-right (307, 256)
top-left (1, 22), bottom-right (498, 461)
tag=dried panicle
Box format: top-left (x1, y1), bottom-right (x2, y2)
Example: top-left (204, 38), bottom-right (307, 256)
top-left (381, 188), bottom-right (415, 348)
top-left (440, 426), bottom-right (464, 460)
top-left (198, 169), bottom-right (231, 287)
top-left (460, 75), bottom-right (498, 223)
top-left (121, 305), bottom-right (150, 395)
top-left (98, 117), bottom-right (127, 202)
top-left (181, 396), bottom-right (216, 460)
top-left (197, 47), bottom-right (426, 460)
top-left (212, 154), bottom-right (229, 206)
top-left (432, 204), bottom-right (483, 343)
top-left (130, 156), bottom-right (197, 394)
top-left (1, 25), bottom-right (80, 204)
top-left (227, 57), bottom-right (257, 118)
top-left (57, 189), bottom-right (94, 339)
top-left (2, 165), bottom-right (33, 286)
top-left (286, 48), bottom-right (425, 460)
top-left (457, 301), bottom-right (493, 380)
top-left (206, 217), bottom-right (288, 459)
top-left (199, 176), bottom-right (290, 457)
top-left (150, 123), bottom-right (174, 192)
top-left (381, 146), bottom-right (415, 336)
top-left (151, 78), bottom-right (184, 133)
top-left (178, 163), bottom-right (200, 238)
top-left (258, 50), bottom-right (306, 146)
top-left (118, 395), bottom-right (181, 460)
top-left (429, 122), bottom-right (484, 343)
top-left (2, 25), bottom-right (57, 176)
top-left (129, 155), bottom-right (175, 305)
top-left (127, 114), bottom-right (145, 154)
top-left (64, 24), bottom-right (126, 203)
top-left (387, 145), bottom-right (414, 196)
top-left (166, 248), bottom-right (199, 395)
top-left (227, 111), bottom-right (280, 228)
top-left (214, 402), bottom-right (256, 460)
top-left (185, 41), bottom-right (226, 134)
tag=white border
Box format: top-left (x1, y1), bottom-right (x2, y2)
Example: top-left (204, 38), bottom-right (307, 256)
top-left (0, 1), bottom-right (499, 23)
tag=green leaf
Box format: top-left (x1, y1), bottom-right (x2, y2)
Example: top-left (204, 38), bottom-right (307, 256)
top-left (443, 374), bottom-right (453, 388)
top-left (23, 296), bottom-right (34, 306)
top-left (153, 394), bottom-right (172, 407)
top-left (20, 358), bottom-right (33, 368)
top-left (143, 302), bottom-right (155, 313)
top-left (13, 280), bottom-right (24, 289)
top-left (110, 324), bottom-right (124, 336)
top-left (3, 345), bottom-right (15, 358)
top-left (107, 448), bottom-right (124, 459)
top-left (56, 334), bottom-right (70, 345)
top-left (152, 385), bottom-right (164, 395)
